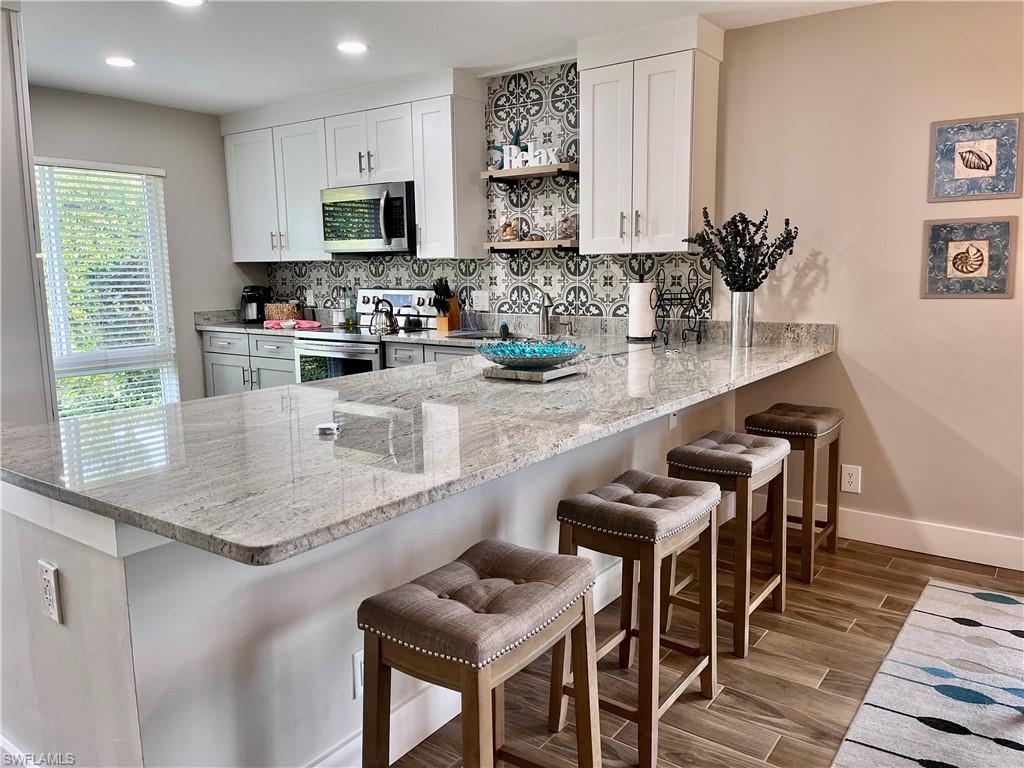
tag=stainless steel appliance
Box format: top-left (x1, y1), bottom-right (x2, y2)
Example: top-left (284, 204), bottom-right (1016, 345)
top-left (321, 181), bottom-right (416, 254)
top-left (368, 298), bottom-right (399, 336)
top-left (239, 285), bottom-right (272, 324)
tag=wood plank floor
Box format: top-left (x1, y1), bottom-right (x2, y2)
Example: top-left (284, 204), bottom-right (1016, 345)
top-left (394, 538), bottom-right (1024, 768)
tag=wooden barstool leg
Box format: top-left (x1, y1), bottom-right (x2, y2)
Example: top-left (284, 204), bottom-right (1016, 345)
top-left (771, 457), bottom-right (788, 612)
top-left (637, 546), bottom-right (661, 768)
top-left (548, 523), bottom-right (576, 732)
top-left (618, 557), bottom-right (637, 669)
top-left (460, 665), bottom-right (495, 768)
top-left (733, 477), bottom-right (753, 659)
top-left (363, 633), bottom-right (392, 768)
top-left (570, 592), bottom-right (602, 768)
top-left (801, 443), bottom-right (817, 583)
top-left (660, 552), bottom-right (677, 632)
top-left (827, 434), bottom-right (841, 553)
top-left (698, 516), bottom-right (718, 698)
top-left (491, 683), bottom-right (505, 752)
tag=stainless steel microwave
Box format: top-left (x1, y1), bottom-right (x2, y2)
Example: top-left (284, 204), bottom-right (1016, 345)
top-left (321, 181), bottom-right (416, 254)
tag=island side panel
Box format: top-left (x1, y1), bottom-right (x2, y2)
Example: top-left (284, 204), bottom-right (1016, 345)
top-left (0, 511), bottom-right (142, 765)
top-left (124, 395), bottom-right (732, 767)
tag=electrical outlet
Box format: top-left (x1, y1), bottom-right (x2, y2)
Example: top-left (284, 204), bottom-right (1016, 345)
top-left (841, 464), bottom-right (862, 494)
top-left (38, 560), bottom-right (62, 624)
top-left (668, 412), bottom-right (679, 430)
top-left (352, 649), bottom-right (365, 699)
top-left (471, 290), bottom-right (491, 313)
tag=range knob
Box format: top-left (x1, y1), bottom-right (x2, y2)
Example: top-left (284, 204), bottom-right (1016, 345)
top-left (362, 295), bottom-right (371, 304)
top-left (416, 297), bottom-right (425, 306)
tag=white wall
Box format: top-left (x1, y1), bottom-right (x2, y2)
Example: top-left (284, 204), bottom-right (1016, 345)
top-left (27, 87), bottom-right (264, 402)
top-left (716, 2), bottom-right (1024, 552)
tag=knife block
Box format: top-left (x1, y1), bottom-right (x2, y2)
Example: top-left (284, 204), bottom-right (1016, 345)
top-left (436, 297), bottom-right (461, 333)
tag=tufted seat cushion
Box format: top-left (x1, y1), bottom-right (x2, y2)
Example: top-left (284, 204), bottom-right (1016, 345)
top-left (357, 539), bottom-right (594, 669)
top-left (744, 402), bottom-right (845, 438)
top-left (556, 469), bottom-right (719, 542)
top-left (667, 430), bottom-right (790, 477)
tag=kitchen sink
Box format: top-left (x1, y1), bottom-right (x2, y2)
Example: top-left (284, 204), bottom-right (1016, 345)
top-left (448, 331), bottom-right (535, 341)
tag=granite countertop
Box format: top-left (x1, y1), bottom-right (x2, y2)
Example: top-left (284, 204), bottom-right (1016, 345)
top-left (196, 321), bottom-right (297, 337)
top-left (0, 328), bottom-right (834, 566)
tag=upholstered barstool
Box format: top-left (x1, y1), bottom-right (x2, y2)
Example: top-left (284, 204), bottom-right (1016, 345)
top-left (745, 403), bottom-right (844, 583)
top-left (358, 539), bottom-right (602, 768)
top-left (548, 470), bottom-right (720, 768)
top-left (666, 430), bottom-right (789, 658)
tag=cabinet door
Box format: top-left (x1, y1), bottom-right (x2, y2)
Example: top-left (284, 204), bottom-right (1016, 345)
top-left (325, 111), bottom-right (368, 187)
top-left (631, 51), bottom-right (693, 253)
top-left (385, 342), bottom-right (426, 368)
top-left (251, 355), bottom-right (296, 389)
top-left (424, 345), bottom-right (476, 362)
top-left (203, 352), bottom-right (250, 396)
top-left (224, 129), bottom-right (279, 262)
top-left (579, 63), bottom-right (634, 255)
top-left (412, 97), bottom-right (456, 259)
top-left (366, 104), bottom-right (414, 182)
top-left (273, 119), bottom-right (329, 261)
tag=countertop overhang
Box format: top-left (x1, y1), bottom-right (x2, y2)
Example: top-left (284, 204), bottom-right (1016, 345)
top-left (1, 330), bottom-right (834, 565)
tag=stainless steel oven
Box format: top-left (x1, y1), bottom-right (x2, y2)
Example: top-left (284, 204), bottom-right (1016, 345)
top-left (293, 337), bottom-right (382, 382)
top-left (321, 181), bottom-right (416, 254)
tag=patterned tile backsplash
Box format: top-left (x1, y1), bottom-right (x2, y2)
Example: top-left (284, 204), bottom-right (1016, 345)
top-left (267, 61), bottom-right (713, 319)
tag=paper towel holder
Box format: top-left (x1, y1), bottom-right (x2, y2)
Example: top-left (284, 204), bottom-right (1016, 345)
top-left (626, 281), bottom-right (659, 343)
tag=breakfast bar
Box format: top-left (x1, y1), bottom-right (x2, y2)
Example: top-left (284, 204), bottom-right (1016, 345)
top-left (0, 326), bottom-right (834, 767)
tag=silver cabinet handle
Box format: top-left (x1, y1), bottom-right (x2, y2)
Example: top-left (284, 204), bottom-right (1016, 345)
top-left (242, 367), bottom-right (250, 386)
top-left (379, 190), bottom-right (392, 245)
top-left (252, 369), bottom-right (260, 389)
top-left (213, 340), bottom-right (230, 347)
top-left (279, 231), bottom-right (288, 250)
top-left (366, 150), bottom-right (374, 173)
top-left (358, 152), bottom-right (365, 174)
top-left (619, 211), bottom-right (626, 239)
top-left (270, 231), bottom-right (278, 250)
top-left (634, 210), bottom-right (641, 237)
top-left (263, 344), bottom-right (279, 351)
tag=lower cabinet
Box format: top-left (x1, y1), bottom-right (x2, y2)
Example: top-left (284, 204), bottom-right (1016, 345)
top-left (201, 332), bottom-right (297, 396)
top-left (385, 342), bottom-right (425, 368)
top-left (423, 345), bottom-right (476, 362)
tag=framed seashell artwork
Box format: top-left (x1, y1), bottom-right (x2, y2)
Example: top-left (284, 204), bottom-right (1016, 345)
top-left (921, 217), bottom-right (1018, 299)
top-left (929, 113), bottom-right (1022, 201)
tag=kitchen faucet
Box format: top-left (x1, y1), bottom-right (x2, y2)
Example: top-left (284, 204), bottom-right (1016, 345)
top-left (531, 285), bottom-right (553, 335)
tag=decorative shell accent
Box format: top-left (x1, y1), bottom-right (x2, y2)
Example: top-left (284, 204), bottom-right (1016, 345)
top-left (499, 219), bottom-right (519, 241)
top-left (958, 148), bottom-right (993, 171)
top-left (527, 233), bottom-right (545, 241)
top-left (951, 243), bottom-right (985, 274)
top-left (556, 216), bottom-right (577, 240)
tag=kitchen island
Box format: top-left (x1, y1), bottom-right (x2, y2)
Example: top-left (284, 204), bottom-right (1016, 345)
top-left (1, 325), bottom-right (834, 767)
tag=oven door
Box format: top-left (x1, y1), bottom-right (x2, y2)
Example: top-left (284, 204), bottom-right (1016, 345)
top-left (294, 341), bottom-right (382, 383)
top-left (321, 181), bottom-right (415, 254)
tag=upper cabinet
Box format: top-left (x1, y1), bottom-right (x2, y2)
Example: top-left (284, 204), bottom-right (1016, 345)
top-left (225, 119), bottom-right (328, 262)
top-left (224, 129), bottom-right (279, 262)
top-left (326, 104), bottom-right (413, 187)
top-left (579, 49), bottom-right (718, 255)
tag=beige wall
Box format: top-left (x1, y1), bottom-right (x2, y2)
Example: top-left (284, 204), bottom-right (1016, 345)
top-left (28, 87), bottom-right (263, 402)
top-left (717, 2), bottom-right (1023, 544)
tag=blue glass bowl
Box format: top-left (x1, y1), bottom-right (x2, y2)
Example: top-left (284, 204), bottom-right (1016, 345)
top-left (477, 340), bottom-right (586, 370)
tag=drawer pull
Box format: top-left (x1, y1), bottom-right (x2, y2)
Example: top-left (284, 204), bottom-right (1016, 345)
top-left (214, 341), bottom-right (230, 347)
top-left (263, 344), bottom-right (280, 351)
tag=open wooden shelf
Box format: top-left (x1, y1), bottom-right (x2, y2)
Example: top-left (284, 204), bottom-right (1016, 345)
top-left (480, 163), bottom-right (579, 184)
top-left (484, 239), bottom-right (579, 252)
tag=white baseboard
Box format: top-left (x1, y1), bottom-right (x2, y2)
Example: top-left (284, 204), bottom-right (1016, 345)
top-left (755, 495), bottom-right (1024, 571)
top-left (311, 560), bottom-right (624, 768)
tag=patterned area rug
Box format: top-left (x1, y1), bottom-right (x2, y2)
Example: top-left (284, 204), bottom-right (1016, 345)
top-left (833, 579), bottom-right (1024, 768)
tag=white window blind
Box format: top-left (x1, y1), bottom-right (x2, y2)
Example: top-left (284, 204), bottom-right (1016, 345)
top-left (35, 163), bottom-right (179, 419)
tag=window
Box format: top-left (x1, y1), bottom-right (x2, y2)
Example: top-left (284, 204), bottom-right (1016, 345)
top-left (35, 161), bottom-right (178, 419)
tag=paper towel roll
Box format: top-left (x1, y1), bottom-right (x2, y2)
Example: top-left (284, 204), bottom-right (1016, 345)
top-left (627, 282), bottom-right (657, 339)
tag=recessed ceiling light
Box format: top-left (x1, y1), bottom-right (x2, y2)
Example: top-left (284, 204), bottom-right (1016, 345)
top-left (167, 0), bottom-right (205, 5)
top-left (105, 56), bottom-right (136, 68)
top-left (336, 41), bottom-right (369, 55)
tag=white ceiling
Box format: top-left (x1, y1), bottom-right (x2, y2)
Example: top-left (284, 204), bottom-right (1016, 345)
top-left (22, 1), bottom-right (870, 115)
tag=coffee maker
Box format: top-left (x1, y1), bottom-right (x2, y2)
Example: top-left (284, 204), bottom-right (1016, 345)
top-left (239, 285), bottom-right (272, 324)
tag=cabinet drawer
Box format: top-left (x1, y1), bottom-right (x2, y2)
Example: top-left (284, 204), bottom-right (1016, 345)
top-left (385, 343), bottom-right (425, 368)
top-left (424, 345), bottom-right (477, 362)
top-left (249, 335), bottom-right (294, 360)
top-left (203, 332), bottom-right (249, 355)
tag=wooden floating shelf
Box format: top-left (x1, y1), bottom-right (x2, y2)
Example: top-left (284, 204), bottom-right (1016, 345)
top-left (480, 163), bottom-right (579, 183)
top-left (484, 239), bottom-right (579, 252)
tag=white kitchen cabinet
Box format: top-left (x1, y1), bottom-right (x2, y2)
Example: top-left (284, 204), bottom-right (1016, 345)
top-left (411, 96), bottom-right (486, 259)
top-left (224, 129), bottom-right (279, 262)
top-left (325, 105), bottom-right (413, 187)
top-left (579, 50), bottom-right (715, 256)
top-left (366, 104), bottom-right (414, 182)
top-left (325, 111), bottom-right (368, 187)
top-left (272, 119), bottom-right (328, 261)
top-left (579, 63), bottom-right (633, 255)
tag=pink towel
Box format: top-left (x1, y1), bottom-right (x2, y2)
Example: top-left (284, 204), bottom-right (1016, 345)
top-left (263, 319), bottom-right (321, 329)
